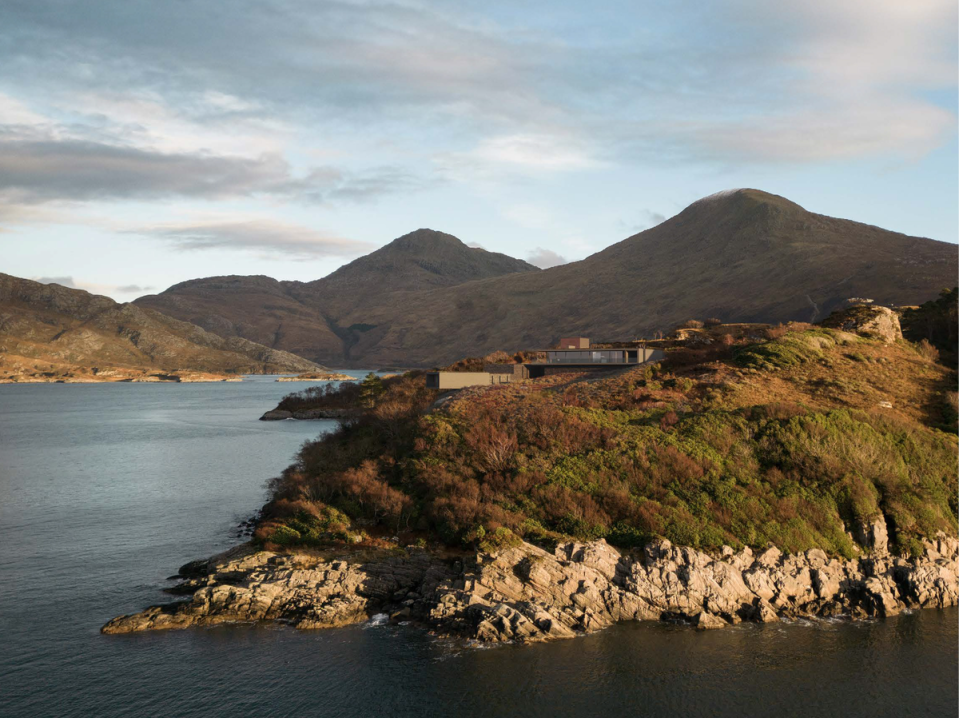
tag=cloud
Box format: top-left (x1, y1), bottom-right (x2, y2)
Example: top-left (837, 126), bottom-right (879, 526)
top-left (644, 211), bottom-right (666, 226)
top-left (0, 93), bottom-right (47, 126)
top-left (0, 135), bottom-right (430, 206)
top-left (0, 138), bottom-right (294, 203)
top-left (0, 0), bottom-right (952, 185)
top-left (115, 284), bottom-right (154, 293)
top-left (29, 276), bottom-right (154, 295)
top-left (663, 0), bottom-right (958, 162)
top-left (131, 219), bottom-right (375, 259)
top-left (526, 247), bottom-right (567, 269)
top-left (465, 134), bottom-right (602, 173)
top-left (32, 276), bottom-right (76, 288)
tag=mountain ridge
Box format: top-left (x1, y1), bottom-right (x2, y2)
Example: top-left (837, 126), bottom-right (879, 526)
top-left (0, 273), bottom-right (322, 382)
top-left (134, 189), bottom-right (958, 366)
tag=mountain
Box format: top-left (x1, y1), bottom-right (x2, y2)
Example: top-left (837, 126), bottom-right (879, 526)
top-left (135, 229), bottom-right (540, 364)
top-left (136, 190), bottom-right (958, 366)
top-left (135, 274), bottom-right (345, 364)
top-left (0, 273), bottom-right (321, 382)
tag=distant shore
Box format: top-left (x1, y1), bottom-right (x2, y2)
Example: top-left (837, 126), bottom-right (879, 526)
top-left (276, 372), bottom-right (356, 382)
top-left (0, 371), bottom-right (244, 384)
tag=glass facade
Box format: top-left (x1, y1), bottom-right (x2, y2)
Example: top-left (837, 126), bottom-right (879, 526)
top-left (546, 350), bottom-right (628, 364)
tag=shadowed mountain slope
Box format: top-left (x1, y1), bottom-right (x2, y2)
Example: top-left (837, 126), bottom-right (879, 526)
top-left (136, 229), bottom-right (540, 364)
top-left (136, 190), bottom-right (958, 366)
top-left (0, 274), bottom-right (321, 381)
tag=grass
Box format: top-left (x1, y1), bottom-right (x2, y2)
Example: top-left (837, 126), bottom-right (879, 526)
top-left (256, 325), bottom-right (957, 558)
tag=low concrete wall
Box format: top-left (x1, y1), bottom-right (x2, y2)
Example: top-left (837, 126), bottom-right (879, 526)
top-left (427, 372), bottom-right (497, 390)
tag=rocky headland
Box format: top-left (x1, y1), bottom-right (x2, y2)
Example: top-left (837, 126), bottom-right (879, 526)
top-left (259, 408), bottom-right (357, 421)
top-left (276, 372), bottom-right (356, 382)
top-left (102, 528), bottom-right (958, 643)
top-left (104, 308), bottom-right (959, 646)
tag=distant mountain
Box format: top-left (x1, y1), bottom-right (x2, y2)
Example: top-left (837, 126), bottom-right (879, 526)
top-left (136, 274), bottom-right (344, 364)
top-left (135, 190), bottom-right (959, 366)
top-left (0, 273), bottom-right (321, 382)
top-left (136, 229), bottom-right (540, 363)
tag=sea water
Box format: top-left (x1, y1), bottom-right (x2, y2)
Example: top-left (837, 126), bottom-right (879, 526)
top-left (1, 377), bottom-right (955, 717)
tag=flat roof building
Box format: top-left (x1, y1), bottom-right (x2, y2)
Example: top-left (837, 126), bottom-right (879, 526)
top-left (425, 337), bottom-right (664, 389)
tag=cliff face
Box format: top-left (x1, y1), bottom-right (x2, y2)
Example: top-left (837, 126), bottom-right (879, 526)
top-left (102, 532), bottom-right (959, 642)
top-left (135, 191), bottom-right (958, 367)
top-left (0, 273), bottom-right (322, 381)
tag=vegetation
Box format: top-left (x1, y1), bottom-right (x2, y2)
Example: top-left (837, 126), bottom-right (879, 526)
top-left (275, 372), bottom-right (422, 413)
top-left (901, 287), bottom-right (958, 369)
top-left (256, 324), bottom-right (958, 559)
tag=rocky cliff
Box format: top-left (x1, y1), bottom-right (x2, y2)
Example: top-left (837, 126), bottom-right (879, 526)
top-left (103, 529), bottom-right (958, 642)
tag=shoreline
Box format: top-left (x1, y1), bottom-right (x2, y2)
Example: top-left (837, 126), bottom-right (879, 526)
top-left (102, 534), bottom-right (958, 643)
top-left (259, 407), bottom-right (357, 420)
top-left (0, 375), bottom-right (245, 384)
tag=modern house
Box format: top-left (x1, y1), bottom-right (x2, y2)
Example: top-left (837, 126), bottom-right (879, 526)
top-left (425, 338), bottom-right (665, 389)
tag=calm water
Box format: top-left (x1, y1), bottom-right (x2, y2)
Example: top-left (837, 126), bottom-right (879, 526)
top-left (0, 377), bottom-right (956, 718)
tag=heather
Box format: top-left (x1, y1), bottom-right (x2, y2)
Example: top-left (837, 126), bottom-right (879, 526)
top-left (258, 325), bottom-right (958, 558)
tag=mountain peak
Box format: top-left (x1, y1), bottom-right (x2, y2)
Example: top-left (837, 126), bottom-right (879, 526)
top-left (384, 228), bottom-right (468, 254)
top-left (688, 188), bottom-right (805, 214)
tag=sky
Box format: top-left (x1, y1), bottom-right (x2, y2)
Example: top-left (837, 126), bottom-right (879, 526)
top-left (1, 0), bottom-right (956, 300)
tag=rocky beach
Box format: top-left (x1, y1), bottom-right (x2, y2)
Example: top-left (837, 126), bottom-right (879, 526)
top-left (103, 524), bottom-right (958, 643)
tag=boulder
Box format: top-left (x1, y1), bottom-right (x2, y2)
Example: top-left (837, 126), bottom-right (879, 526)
top-left (822, 305), bottom-right (902, 343)
top-left (259, 409), bottom-right (293, 421)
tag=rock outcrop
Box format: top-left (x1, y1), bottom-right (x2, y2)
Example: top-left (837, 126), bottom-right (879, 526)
top-left (276, 373), bottom-right (356, 382)
top-left (259, 408), bottom-right (357, 421)
top-left (103, 535), bottom-right (959, 642)
top-left (822, 304), bottom-right (903, 343)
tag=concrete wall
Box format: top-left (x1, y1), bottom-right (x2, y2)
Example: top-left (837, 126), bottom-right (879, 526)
top-left (426, 372), bottom-right (499, 390)
top-left (427, 350), bottom-right (666, 388)
top-left (485, 363), bottom-right (529, 379)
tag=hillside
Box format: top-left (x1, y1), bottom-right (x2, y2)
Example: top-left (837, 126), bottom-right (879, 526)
top-left (342, 190), bottom-right (959, 365)
top-left (134, 275), bottom-right (344, 363)
top-left (103, 311), bottom-right (959, 640)
top-left (257, 316), bottom-right (958, 560)
top-left (136, 229), bottom-right (539, 364)
top-left (136, 190), bottom-right (958, 367)
top-left (0, 273), bottom-right (322, 382)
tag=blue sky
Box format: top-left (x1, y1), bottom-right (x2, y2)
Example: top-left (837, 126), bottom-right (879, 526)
top-left (1, 0), bottom-right (956, 299)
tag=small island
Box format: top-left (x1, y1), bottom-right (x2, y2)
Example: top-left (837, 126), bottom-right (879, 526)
top-left (276, 372), bottom-right (357, 382)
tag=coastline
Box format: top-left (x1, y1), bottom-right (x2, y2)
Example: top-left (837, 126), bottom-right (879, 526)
top-left (275, 373), bottom-right (356, 382)
top-left (259, 408), bottom-right (357, 420)
top-left (102, 534), bottom-right (958, 643)
top-left (0, 373), bottom-right (245, 384)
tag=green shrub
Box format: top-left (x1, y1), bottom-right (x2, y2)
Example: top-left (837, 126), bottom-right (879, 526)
top-left (478, 527), bottom-right (523, 553)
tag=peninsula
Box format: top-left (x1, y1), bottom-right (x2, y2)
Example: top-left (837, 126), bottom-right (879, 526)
top-left (104, 298), bottom-right (959, 642)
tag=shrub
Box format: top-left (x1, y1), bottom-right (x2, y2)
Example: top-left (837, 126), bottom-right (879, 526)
top-left (704, 318), bottom-right (723, 327)
top-left (916, 339), bottom-right (940, 363)
top-left (256, 338), bottom-right (957, 558)
top-left (478, 527), bottom-right (523, 553)
top-left (681, 319), bottom-right (704, 329)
